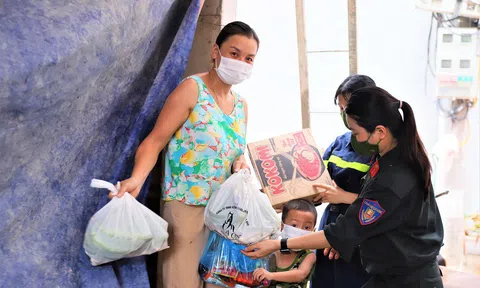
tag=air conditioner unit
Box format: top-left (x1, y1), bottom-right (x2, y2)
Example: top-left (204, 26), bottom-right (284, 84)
top-left (436, 28), bottom-right (479, 99)
top-left (415, 0), bottom-right (458, 14)
top-left (459, 0), bottom-right (480, 19)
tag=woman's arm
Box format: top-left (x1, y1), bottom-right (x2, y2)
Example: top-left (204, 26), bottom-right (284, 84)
top-left (232, 99), bottom-right (249, 172)
top-left (114, 79), bottom-right (198, 198)
top-left (242, 231), bottom-right (331, 259)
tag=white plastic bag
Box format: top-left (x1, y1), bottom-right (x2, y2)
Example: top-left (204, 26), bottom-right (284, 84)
top-left (205, 169), bottom-right (281, 245)
top-left (83, 179), bottom-right (169, 266)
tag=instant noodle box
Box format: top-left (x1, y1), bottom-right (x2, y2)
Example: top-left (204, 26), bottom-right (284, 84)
top-left (247, 129), bottom-right (332, 210)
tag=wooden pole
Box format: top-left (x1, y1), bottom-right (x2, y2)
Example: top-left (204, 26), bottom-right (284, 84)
top-left (348, 0), bottom-right (358, 75)
top-left (295, 0), bottom-right (310, 129)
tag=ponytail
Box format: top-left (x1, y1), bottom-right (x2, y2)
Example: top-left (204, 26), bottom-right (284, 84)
top-left (398, 101), bottom-right (432, 197)
top-left (346, 87), bottom-right (432, 199)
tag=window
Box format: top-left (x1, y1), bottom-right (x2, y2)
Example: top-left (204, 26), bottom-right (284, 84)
top-left (461, 34), bottom-right (472, 43)
top-left (460, 60), bottom-right (471, 69)
top-left (443, 34), bottom-right (453, 43)
top-left (441, 59), bottom-right (452, 68)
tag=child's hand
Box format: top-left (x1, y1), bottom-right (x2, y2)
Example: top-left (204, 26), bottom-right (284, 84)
top-left (253, 268), bottom-right (273, 282)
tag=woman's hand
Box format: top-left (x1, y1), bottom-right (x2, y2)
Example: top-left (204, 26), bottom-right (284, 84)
top-left (241, 239), bottom-right (279, 259)
top-left (232, 156), bottom-right (250, 173)
top-left (313, 181), bottom-right (358, 204)
top-left (108, 176), bottom-right (144, 199)
top-left (253, 268), bottom-right (273, 282)
top-left (324, 247), bottom-right (340, 260)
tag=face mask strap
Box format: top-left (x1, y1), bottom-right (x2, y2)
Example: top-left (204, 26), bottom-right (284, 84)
top-left (214, 47), bottom-right (221, 69)
top-left (371, 129), bottom-right (383, 146)
top-left (367, 129), bottom-right (382, 153)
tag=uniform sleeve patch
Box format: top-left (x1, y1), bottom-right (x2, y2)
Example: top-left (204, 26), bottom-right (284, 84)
top-left (359, 199), bottom-right (386, 225)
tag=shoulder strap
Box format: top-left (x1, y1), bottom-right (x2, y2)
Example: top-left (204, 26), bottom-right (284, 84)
top-left (297, 250), bottom-right (312, 263)
top-left (181, 75), bottom-right (205, 101)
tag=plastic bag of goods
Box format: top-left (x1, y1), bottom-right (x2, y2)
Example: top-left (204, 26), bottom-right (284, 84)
top-left (205, 169), bottom-right (281, 245)
top-left (198, 232), bottom-right (272, 287)
top-left (83, 179), bottom-right (169, 266)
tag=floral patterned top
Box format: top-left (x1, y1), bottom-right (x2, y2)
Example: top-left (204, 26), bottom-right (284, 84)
top-left (162, 75), bottom-right (247, 206)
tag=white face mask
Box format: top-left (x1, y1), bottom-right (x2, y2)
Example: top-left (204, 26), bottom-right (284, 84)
top-left (280, 224), bottom-right (312, 251)
top-left (215, 49), bottom-right (253, 85)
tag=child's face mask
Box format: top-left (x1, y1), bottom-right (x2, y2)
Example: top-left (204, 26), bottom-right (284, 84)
top-left (280, 224), bottom-right (312, 251)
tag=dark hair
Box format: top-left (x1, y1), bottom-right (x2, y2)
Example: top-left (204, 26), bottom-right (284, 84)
top-left (345, 87), bottom-right (432, 196)
top-left (334, 75), bottom-right (376, 105)
top-left (282, 199), bottom-right (317, 223)
top-left (215, 21), bottom-right (260, 49)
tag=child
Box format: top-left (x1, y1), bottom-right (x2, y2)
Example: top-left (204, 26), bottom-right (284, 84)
top-left (253, 199), bottom-right (317, 288)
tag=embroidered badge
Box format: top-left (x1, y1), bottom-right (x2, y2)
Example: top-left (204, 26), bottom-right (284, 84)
top-left (359, 199), bottom-right (385, 225)
top-left (369, 160), bottom-right (379, 178)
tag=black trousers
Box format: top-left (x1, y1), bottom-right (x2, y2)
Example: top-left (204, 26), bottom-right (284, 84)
top-left (362, 261), bottom-right (443, 288)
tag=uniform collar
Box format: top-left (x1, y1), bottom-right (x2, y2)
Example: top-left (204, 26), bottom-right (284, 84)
top-left (378, 145), bottom-right (401, 166)
top-left (346, 132), bottom-right (353, 149)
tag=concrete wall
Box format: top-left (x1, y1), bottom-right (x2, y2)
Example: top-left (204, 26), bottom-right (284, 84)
top-left (183, 0), bottom-right (237, 76)
top-left (183, 0), bottom-right (222, 76)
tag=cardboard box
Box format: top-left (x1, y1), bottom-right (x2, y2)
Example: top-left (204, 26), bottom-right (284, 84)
top-left (247, 129), bottom-right (332, 209)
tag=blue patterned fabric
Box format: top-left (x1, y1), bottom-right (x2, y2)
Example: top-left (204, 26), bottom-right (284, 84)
top-left (0, 0), bottom-right (201, 287)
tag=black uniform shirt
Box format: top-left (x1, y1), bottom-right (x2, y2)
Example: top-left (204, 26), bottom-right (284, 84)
top-left (324, 147), bottom-right (444, 275)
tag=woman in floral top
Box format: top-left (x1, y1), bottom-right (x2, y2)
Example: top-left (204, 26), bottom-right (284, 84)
top-left (113, 21), bottom-right (260, 288)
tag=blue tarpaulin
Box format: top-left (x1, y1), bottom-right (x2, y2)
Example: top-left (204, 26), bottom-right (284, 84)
top-left (0, 0), bottom-right (201, 286)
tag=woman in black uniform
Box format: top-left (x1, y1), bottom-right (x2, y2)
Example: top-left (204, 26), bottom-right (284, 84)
top-left (242, 87), bottom-right (444, 288)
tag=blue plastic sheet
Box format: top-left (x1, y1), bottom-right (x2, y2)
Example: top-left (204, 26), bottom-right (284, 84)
top-left (0, 0), bottom-right (201, 286)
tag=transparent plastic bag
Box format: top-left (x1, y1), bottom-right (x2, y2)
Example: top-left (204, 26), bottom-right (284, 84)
top-left (83, 179), bottom-right (169, 266)
top-left (198, 232), bottom-right (272, 287)
top-left (205, 169), bottom-right (281, 245)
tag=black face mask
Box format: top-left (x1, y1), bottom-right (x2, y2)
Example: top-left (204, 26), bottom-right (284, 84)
top-left (341, 110), bottom-right (349, 130)
top-left (341, 111), bottom-right (380, 156)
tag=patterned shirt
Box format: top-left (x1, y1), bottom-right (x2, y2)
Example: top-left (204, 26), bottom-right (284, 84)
top-left (162, 75), bottom-right (247, 206)
top-left (272, 250), bottom-right (315, 288)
